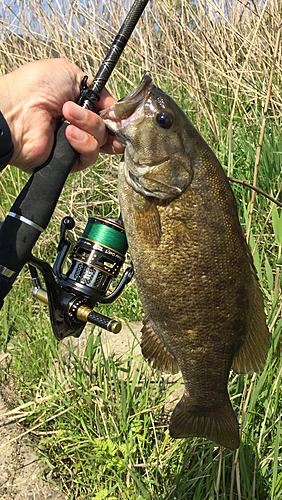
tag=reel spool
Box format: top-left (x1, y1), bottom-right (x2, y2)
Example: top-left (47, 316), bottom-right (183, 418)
top-left (65, 217), bottom-right (128, 300)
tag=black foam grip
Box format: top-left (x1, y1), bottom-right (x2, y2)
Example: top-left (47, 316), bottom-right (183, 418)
top-left (0, 121), bottom-right (78, 298)
top-left (11, 121), bottom-right (78, 228)
top-left (0, 275), bottom-right (12, 309)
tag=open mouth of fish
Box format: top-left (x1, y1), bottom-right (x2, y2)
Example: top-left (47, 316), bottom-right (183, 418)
top-left (100, 74), bottom-right (153, 124)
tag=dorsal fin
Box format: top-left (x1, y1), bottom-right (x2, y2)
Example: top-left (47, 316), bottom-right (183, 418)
top-left (232, 301), bottom-right (269, 374)
top-left (141, 316), bottom-right (179, 374)
top-left (232, 245), bottom-right (269, 374)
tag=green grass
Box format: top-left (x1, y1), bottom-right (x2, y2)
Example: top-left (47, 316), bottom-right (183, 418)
top-left (1, 314), bottom-right (281, 499)
top-left (1, 106), bottom-right (282, 499)
top-left (1, 125), bottom-right (282, 498)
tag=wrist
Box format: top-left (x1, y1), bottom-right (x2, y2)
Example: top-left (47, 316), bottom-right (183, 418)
top-left (0, 111), bottom-right (14, 171)
top-left (0, 72), bottom-right (25, 168)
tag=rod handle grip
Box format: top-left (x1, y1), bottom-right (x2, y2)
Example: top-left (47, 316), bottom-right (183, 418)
top-left (0, 122), bottom-right (78, 305)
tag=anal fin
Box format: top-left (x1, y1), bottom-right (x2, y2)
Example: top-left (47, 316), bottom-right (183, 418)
top-left (141, 316), bottom-right (179, 375)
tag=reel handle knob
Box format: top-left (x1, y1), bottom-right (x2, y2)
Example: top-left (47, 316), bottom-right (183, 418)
top-left (76, 304), bottom-right (122, 334)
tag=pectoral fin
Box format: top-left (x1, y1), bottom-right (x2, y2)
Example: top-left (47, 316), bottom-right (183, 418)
top-left (141, 316), bottom-right (179, 374)
top-left (132, 194), bottom-right (162, 247)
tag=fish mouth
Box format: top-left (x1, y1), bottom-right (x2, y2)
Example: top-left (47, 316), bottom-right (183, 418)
top-left (100, 74), bottom-right (153, 123)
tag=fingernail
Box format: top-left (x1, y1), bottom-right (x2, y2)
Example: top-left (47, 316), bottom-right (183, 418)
top-left (70, 104), bottom-right (88, 121)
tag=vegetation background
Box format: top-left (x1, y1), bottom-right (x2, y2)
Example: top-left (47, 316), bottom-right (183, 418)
top-left (0, 0), bottom-right (281, 498)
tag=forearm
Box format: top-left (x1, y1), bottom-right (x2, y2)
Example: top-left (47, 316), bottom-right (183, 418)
top-left (0, 109), bottom-right (14, 308)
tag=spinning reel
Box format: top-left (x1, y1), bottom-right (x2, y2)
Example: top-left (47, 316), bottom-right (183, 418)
top-left (29, 216), bottom-right (134, 341)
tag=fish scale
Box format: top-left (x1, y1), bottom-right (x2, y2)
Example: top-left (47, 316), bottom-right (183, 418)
top-left (101, 75), bottom-right (269, 450)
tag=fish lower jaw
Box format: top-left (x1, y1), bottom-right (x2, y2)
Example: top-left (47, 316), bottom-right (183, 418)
top-left (126, 169), bottom-right (178, 200)
top-left (101, 76), bottom-right (153, 124)
top-left (126, 169), bottom-right (155, 198)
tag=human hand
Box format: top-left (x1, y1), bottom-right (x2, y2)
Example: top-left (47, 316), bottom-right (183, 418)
top-left (0, 58), bottom-right (124, 174)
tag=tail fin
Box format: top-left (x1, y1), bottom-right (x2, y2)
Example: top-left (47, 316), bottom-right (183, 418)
top-left (169, 392), bottom-right (240, 450)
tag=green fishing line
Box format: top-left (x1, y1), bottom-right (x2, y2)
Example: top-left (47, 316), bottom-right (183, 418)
top-left (83, 218), bottom-right (128, 255)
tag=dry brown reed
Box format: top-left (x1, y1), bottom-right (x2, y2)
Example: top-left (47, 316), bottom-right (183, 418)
top-left (1, 0), bottom-right (281, 233)
top-left (0, 0), bottom-right (281, 130)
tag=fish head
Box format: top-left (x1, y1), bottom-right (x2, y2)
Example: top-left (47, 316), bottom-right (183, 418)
top-left (100, 75), bottom-right (194, 200)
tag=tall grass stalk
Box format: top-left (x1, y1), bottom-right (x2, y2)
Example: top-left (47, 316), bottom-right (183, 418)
top-left (246, 23), bottom-right (282, 244)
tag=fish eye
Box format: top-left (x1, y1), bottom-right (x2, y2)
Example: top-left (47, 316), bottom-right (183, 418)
top-left (155, 112), bottom-right (173, 129)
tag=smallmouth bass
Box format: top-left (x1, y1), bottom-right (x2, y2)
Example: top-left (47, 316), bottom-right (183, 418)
top-left (100, 75), bottom-right (269, 450)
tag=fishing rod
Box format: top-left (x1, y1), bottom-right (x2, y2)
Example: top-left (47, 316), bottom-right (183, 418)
top-left (0, 0), bottom-right (149, 340)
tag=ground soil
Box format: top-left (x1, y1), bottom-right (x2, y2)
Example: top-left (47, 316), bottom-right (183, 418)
top-left (0, 384), bottom-right (66, 500)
